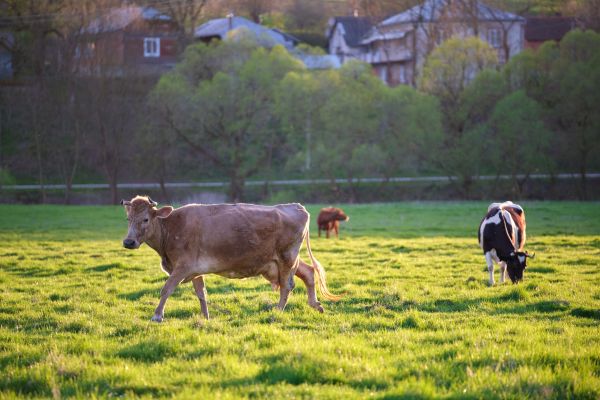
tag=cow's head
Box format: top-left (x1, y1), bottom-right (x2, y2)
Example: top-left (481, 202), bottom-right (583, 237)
top-left (335, 208), bottom-right (350, 222)
top-left (121, 196), bottom-right (173, 249)
top-left (506, 251), bottom-right (535, 283)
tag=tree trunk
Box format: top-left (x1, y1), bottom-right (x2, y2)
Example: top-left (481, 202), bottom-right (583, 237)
top-left (109, 173), bottom-right (119, 205)
top-left (229, 173), bottom-right (245, 203)
top-left (305, 117), bottom-right (312, 171)
top-left (580, 164), bottom-right (587, 201)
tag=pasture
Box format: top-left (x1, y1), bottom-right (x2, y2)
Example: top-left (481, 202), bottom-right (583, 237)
top-left (0, 201), bottom-right (599, 399)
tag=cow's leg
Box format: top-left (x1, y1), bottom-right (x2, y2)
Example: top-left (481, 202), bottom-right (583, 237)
top-left (152, 269), bottom-right (187, 322)
top-left (499, 261), bottom-right (507, 284)
top-left (334, 221), bottom-right (339, 238)
top-left (485, 251), bottom-right (495, 286)
top-left (318, 226), bottom-right (322, 237)
top-left (192, 276), bottom-right (209, 320)
top-left (326, 223), bottom-right (331, 238)
top-left (295, 259), bottom-right (323, 312)
top-left (276, 255), bottom-right (300, 311)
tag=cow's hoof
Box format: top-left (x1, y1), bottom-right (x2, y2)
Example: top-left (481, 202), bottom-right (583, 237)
top-left (151, 314), bottom-right (163, 323)
top-left (310, 302), bottom-right (324, 313)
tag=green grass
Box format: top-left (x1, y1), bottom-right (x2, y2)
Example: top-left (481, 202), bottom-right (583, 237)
top-left (0, 201), bottom-right (599, 399)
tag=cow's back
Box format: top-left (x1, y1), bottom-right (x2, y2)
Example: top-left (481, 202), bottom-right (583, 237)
top-left (479, 205), bottom-right (526, 255)
top-left (164, 203), bottom-right (308, 264)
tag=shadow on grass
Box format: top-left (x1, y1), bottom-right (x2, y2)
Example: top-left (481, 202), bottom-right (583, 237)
top-left (116, 340), bottom-right (176, 362)
top-left (492, 300), bottom-right (571, 315)
top-left (252, 354), bottom-right (388, 390)
top-left (117, 288), bottom-right (158, 301)
top-left (86, 262), bottom-right (124, 272)
top-left (342, 287), bottom-right (572, 317)
top-left (1, 262), bottom-right (69, 278)
top-left (571, 307), bottom-right (600, 320)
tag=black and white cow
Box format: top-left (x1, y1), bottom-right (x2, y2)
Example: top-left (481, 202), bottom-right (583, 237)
top-left (478, 201), bottom-right (534, 285)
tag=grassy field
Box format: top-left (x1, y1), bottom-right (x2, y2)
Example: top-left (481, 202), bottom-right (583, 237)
top-left (0, 201), bottom-right (599, 399)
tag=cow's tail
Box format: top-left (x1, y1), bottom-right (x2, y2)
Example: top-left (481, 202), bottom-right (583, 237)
top-left (304, 231), bottom-right (342, 301)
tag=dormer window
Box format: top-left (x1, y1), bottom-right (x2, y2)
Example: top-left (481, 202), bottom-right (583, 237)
top-left (144, 37), bottom-right (160, 57)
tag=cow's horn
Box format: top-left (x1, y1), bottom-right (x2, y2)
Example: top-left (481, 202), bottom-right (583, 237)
top-left (526, 252), bottom-right (535, 259)
top-left (121, 199), bottom-right (131, 206)
top-left (147, 197), bottom-right (158, 207)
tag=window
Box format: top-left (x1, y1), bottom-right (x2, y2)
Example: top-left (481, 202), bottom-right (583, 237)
top-left (75, 42), bottom-right (95, 58)
top-left (398, 64), bottom-right (406, 84)
top-left (436, 30), bottom-right (448, 46)
top-left (487, 29), bottom-right (501, 48)
top-left (144, 37), bottom-right (160, 57)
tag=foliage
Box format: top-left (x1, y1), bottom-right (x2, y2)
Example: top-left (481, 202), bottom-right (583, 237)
top-left (151, 36), bottom-right (304, 201)
top-left (0, 202), bottom-right (599, 398)
top-left (487, 90), bottom-right (552, 195)
top-left (419, 36), bottom-right (499, 114)
top-left (504, 30), bottom-right (600, 198)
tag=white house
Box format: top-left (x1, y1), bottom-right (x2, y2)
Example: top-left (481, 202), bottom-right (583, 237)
top-left (329, 0), bottom-right (525, 86)
top-left (326, 16), bottom-right (373, 64)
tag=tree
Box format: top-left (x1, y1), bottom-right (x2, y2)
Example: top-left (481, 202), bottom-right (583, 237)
top-left (551, 30), bottom-right (600, 198)
top-left (313, 61), bottom-right (385, 201)
top-left (378, 84), bottom-right (443, 176)
top-left (144, 0), bottom-right (207, 48)
top-left (488, 90), bottom-right (552, 197)
top-left (276, 69), bottom-right (339, 173)
top-left (152, 37), bottom-right (304, 201)
top-left (419, 36), bottom-right (498, 117)
top-left (419, 36), bottom-right (498, 195)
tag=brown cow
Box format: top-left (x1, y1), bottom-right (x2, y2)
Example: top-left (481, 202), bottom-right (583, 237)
top-left (121, 196), bottom-right (339, 322)
top-left (317, 207), bottom-right (349, 238)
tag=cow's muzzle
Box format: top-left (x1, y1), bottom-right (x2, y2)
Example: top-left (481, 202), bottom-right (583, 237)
top-left (123, 238), bottom-right (139, 249)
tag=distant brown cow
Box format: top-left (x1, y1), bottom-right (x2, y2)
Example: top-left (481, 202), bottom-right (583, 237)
top-left (317, 207), bottom-right (349, 238)
top-left (121, 196), bottom-right (340, 322)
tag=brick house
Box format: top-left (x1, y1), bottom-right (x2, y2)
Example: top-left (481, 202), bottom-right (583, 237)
top-left (524, 16), bottom-right (576, 50)
top-left (78, 6), bottom-right (179, 76)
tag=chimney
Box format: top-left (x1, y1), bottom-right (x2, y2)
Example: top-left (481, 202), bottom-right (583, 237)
top-left (227, 12), bottom-right (234, 30)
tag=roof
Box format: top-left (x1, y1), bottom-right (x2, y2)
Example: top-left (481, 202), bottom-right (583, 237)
top-left (295, 54), bottom-right (341, 69)
top-left (194, 16), bottom-right (297, 48)
top-left (379, 0), bottom-right (524, 26)
top-left (328, 17), bottom-right (374, 47)
top-left (85, 6), bottom-right (171, 34)
top-left (360, 29), bottom-right (409, 45)
top-left (525, 17), bottom-right (575, 42)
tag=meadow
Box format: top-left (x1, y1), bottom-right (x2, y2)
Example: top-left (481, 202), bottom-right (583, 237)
top-left (0, 201), bottom-right (599, 399)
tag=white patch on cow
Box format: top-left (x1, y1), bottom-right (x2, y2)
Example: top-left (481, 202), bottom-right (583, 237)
top-left (485, 251), bottom-right (495, 285)
top-left (499, 261), bottom-right (507, 283)
top-left (479, 211), bottom-right (502, 249)
top-left (518, 255), bottom-right (526, 264)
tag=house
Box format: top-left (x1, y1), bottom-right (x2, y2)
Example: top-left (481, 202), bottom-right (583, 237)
top-left (326, 16), bottom-right (373, 63)
top-left (525, 16), bottom-right (576, 50)
top-left (78, 6), bottom-right (179, 76)
top-left (195, 15), bottom-right (339, 69)
top-left (330, 0), bottom-right (525, 86)
top-left (194, 15), bottom-right (298, 49)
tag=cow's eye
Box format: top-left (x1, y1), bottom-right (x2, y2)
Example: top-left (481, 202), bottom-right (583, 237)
top-left (143, 218), bottom-right (149, 223)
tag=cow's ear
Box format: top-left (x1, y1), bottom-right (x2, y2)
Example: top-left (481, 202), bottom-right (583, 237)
top-left (154, 206), bottom-right (173, 219)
